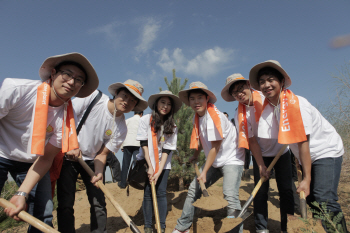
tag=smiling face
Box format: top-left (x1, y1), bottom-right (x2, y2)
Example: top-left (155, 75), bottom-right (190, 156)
top-left (258, 74), bottom-right (284, 105)
top-left (230, 81), bottom-right (252, 105)
top-left (114, 89), bottom-right (138, 114)
top-left (188, 91), bottom-right (209, 116)
top-left (50, 64), bottom-right (86, 101)
top-left (157, 96), bottom-right (172, 116)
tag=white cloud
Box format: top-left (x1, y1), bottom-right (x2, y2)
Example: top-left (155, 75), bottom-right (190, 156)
top-left (88, 21), bottom-right (123, 48)
top-left (157, 47), bottom-right (234, 79)
top-left (135, 18), bottom-right (161, 60)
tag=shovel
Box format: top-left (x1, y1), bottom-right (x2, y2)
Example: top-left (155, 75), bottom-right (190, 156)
top-left (294, 157), bottom-right (307, 219)
top-left (236, 144), bottom-right (288, 219)
top-left (77, 157), bottom-right (141, 233)
top-left (151, 181), bottom-right (162, 233)
top-left (0, 198), bottom-right (60, 233)
top-left (192, 163), bottom-right (228, 211)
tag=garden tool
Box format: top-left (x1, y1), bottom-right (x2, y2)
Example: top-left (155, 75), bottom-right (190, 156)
top-left (151, 181), bottom-right (161, 233)
top-left (294, 157), bottom-right (307, 219)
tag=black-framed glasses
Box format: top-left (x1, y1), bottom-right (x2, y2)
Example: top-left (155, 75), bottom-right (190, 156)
top-left (59, 70), bottom-right (85, 87)
top-left (231, 84), bottom-right (245, 97)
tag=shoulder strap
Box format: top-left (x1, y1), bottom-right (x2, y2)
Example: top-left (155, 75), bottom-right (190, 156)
top-left (76, 90), bottom-right (102, 135)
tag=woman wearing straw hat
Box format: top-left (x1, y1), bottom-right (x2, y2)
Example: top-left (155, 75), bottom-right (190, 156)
top-left (249, 60), bottom-right (347, 233)
top-left (1, 53), bottom-right (98, 232)
top-left (136, 90), bottom-right (181, 233)
top-left (221, 73), bottom-right (294, 233)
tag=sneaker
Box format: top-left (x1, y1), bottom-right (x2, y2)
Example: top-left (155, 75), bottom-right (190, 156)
top-left (144, 227), bottom-right (153, 233)
top-left (118, 181), bottom-right (126, 189)
top-left (171, 228), bottom-right (190, 233)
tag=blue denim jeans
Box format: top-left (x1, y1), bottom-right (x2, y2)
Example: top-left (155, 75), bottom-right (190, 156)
top-left (0, 157), bottom-right (53, 233)
top-left (175, 164), bottom-right (243, 232)
top-left (57, 160), bottom-right (107, 233)
top-left (143, 169), bottom-right (170, 229)
top-left (120, 146), bottom-right (139, 187)
top-left (307, 156), bottom-right (347, 232)
top-left (252, 151), bottom-right (294, 232)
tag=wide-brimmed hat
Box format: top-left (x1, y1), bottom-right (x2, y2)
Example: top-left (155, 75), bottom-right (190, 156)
top-left (221, 73), bottom-right (249, 102)
top-left (108, 79), bottom-right (148, 111)
top-left (39, 52), bottom-right (99, 98)
top-left (178, 81), bottom-right (217, 106)
top-left (148, 90), bottom-right (182, 114)
top-left (249, 60), bottom-right (291, 90)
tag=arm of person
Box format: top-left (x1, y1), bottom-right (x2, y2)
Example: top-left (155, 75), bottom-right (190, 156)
top-left (197, 140), bottom-right (222, 184)
top-left (5, 143), bottom-right (61, 220)
top-left (142, 144), bottom-right (154, 180)
top-left (296, 135), bottom-right (311, 197)
top-left (249, 136), bottom-right (269, 180)
top-left (189, 143), bottom-right (203, 163)
top-left (91, 145), bottom-right (110, 188)
top-left (150, 151), bottom-right (169, 184)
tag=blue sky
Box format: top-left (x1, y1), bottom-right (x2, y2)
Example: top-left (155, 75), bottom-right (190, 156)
top-left (1, 1), bottom-right (350, 181)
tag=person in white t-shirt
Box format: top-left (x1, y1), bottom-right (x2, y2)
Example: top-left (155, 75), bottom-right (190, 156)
top-left (118, 110), bottom-right (144, 189)
top-left (56, 80), bottom-right (148, 233)
top-left (221, 73), bottom-right (294, 232)
top-left (136, 90), bottom-right (180, 233)
top-left (172, 82), bottom-right (245, 233)
top-left (249, 60), bottom-right (347, 233)
top-left (1, 53), bottom-right (98, 232)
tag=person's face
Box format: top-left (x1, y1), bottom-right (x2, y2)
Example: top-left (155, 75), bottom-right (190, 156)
top-left (231, 82), bottom-right (251, 105)
top-left (114, 89), bottom-right (138, 113)
top-left (51, 64), bottom-right (86, 100)
top-left (258, 75), bottom-right (283, 102)
top-left (189, 92), bottom-right (209, 116)
top-left (157, 96), bottom-right (172, 116)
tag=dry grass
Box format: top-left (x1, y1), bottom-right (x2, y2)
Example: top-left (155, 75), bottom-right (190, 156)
top-left (338, 155), bottom-right (350, 230)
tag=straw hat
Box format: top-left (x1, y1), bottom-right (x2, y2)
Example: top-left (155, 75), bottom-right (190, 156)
top-left (249, 60), bottom-right (292, 90)
top-left (148, 90), bottom-right (182, 114)
top-left (178, 81), bottom-right (216, 106)
top-left (221, 73), bottom-right (249, 102)
top-left (108, 79), bottom-right (148, 111)
top-left (39, 52), bottom-right (99, 98)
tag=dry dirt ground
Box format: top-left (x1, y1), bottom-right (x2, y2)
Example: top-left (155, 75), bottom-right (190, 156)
top-left (5, 165), bottom-right (350, 233)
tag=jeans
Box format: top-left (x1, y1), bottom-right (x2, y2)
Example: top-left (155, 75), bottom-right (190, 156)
top-left (0, 157), bottom-right (53, 233)
top-left (244, 149), bottom-right (251, 170)
top-left (57, 160), bottom-right (107, 233)
top-left (307, 156), bottom-right (347, 232)
top-left (120, 146), bottom-right (139, 187)
top-left (106, 152), bottom-right (121, 182)
top-left (252, 151), bottom-right (294, 231)
top-left (175, 164), bottom-right (243, 232)
top-left (143, 169), bottom-right (170, 229)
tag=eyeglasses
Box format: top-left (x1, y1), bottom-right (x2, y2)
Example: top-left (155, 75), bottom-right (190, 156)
top-left (59, 70), bottom-right (85, 87)
top-left (231, 84), bottom-right (245, 97)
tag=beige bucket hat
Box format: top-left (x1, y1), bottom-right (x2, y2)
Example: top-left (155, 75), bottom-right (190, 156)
top-left (108, 79), bottom-right (148, 111)
top-left (39, 52), bottom-right (99, 98)
top-left (221, 73), bottom-right (249, 102)
top-left (178, 81), bottom-right (217, 106)
top-left (249, 60), bottom-right (292, 90)
top-left (148, 90), bottom-right (182, 114)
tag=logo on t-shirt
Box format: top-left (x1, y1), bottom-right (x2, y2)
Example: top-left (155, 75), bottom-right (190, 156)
top-left (46, 125), bottom-right (53, 133)
top-left (105, 129), bottom-right (112, 136)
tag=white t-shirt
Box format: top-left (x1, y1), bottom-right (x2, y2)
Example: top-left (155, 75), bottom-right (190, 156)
top-left (122, 114), bottom-right (141, 147)
top-left (136, 114), bottom-right (178, 170)
top-left (73, 90), bottom-right (127, 161)
top-left (234, 91), bottom-right (288, 157)
top-left (0, 78), bottom-right (63, 163)
top-left (258, 95), bottom-right (344, 163)
top-left (198, 110), bottom-right (245, 168)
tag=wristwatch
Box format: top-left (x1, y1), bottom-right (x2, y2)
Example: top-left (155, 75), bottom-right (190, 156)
top-left (14, 191), bottom-right (29, 201)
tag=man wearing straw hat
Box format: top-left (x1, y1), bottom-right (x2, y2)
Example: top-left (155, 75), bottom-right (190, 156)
top-left (56, 79), bottom-right (148, 233)
top-left (221, 73), bottom-right (294, 233)
top-left (249, 60), bottom-right (347, 233)
top-left (1, 53), bottom-right (98, 232)
top-left (172, 82), bottom-right (245, 233)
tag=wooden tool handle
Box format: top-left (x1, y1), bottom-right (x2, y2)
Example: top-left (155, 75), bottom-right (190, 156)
top-left (194, 163), bottom-right (209, 197)
top-left (0, 198), bottom-right (60, 233)
top-left (294, 156), bottom-right (307, 219)
top-left (151, 181), bottom-right (161, 233)
top-left (251, 144), bottom-right (288, 197)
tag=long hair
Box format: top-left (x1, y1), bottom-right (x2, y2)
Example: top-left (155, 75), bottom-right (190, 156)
top-left (151, 97), bottom-right (176, 136)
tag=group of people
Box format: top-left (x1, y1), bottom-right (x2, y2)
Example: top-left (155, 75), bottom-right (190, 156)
top-left (0, 52), bottom-right (347, 233)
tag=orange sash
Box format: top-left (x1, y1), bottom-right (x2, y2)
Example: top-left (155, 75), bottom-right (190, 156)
top-left (190, 103), bottom-right (223, 150)
top-left (237, 91), bottom-right (263, 149)
top-left (150, 116), bottom-right (160, 174)
top-left (261, 89), bottom-right (306, 144)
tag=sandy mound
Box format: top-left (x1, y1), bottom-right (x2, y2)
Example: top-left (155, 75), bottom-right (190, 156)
top-left (192, 189), bottom-right (228, 211)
